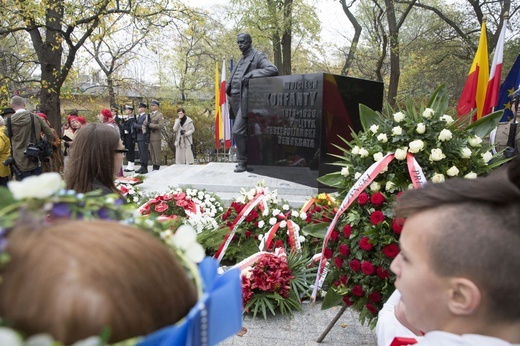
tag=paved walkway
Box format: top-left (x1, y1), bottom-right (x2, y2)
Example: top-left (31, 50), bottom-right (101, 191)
top-left (134, 163), bottom-right (377, 345)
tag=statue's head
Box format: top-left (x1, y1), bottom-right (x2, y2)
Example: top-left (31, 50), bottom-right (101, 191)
top-left (237, 33), bottom-right (252, 53)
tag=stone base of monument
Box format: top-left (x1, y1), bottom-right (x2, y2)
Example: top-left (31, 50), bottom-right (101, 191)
top-left (247, 73), bottom-right (383, 189)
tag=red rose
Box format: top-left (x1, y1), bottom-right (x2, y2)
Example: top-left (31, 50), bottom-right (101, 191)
top-left (334, 257), bottom-right (343, 268)
top-left (275, 240), bottom-right (284, 248)
top-left (322, 216), bottom-right (331, 222)
top-left (361, 261), bottom-right (375, 275)
top-left (330, 230), bottom-right (340, 241)
top-left (333, 280), bottom-right (341, 287)
top-left (370, 192), bottom-right (386, 206)
top-left (352, 285), bottom-right (364, 297)
top-left (339, 244), bottom-right (350, 257)
top-left (368, 291), bottom-right (381, 302)
top-left (370, 210), bottom-right (385, 225)
top-left (349, 259), bottom-right (361, 272)
top-left (376, 267), bottom-right (390, 279)
top-left (366, 302), bottom-right (379, 314)
top-left (323, 248), bottom-right (333, 259)
top-left (340, 275), bottom-right (348, 285)
top-left (392, 217), bottom-right (406, 234)
top-left (245, 230), bottom-right (252, 237)
top-left (382, 243), bottom-right (400, 258)
top-left (342, 224), bottom-right (352, 238)
top-left (154, 202), bottom-right (169, 213)
top-left (343, 295), bottom-right (353, 306)
top-left (359, 237), bottom-right (373, 251)
top-left (357, 192), bottom-right (369, 205)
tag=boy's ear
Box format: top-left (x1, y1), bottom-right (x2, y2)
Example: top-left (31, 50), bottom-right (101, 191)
top-left (447, 278), bottom-right (481, 316)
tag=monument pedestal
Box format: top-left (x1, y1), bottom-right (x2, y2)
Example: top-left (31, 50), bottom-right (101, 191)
top-left (246, 73), bottom-right (383, 189)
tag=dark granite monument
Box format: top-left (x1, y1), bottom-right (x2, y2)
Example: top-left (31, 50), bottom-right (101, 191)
top-left (246, 73), bottom-right (384, 189)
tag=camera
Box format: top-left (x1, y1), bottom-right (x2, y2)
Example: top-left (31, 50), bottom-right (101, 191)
top-left (3, 157), bottom-right (15, 166)
top-left (180, 130), bottom-right (185, 135)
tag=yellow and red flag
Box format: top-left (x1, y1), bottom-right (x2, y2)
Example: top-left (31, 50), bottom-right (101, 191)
top-left (457, 22), bottom-right (489, 120)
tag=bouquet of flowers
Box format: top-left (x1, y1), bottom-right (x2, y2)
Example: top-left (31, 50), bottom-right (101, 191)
top-left (239, 248), bottom-right (316, 319)
top-left (116, 182), bottom-right (145, 205)
top-left (316, 86), bottom-right (505, 326)
top-left (137, 187), bottom-right (223, 233)
top-left (300, 193), bottom-right (339, 255)
top-left (201, 185), bottom-right (309, 263)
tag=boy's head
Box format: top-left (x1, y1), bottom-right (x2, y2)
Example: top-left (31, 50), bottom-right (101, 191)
top-left (391, 161), bottom-right (520, 334)
top-left (0, 220), bottom-right (197, 344)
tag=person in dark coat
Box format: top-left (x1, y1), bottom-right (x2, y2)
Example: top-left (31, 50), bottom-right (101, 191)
top-left (133, 102), bottom-right (149, 174)
top-left (122, 105), bottom-right (137, 172)
top-left (226, 33), bottom-right (278, 173)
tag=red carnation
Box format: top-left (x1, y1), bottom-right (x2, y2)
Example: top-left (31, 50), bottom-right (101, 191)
top-left (359, 237), bottom-right (373, 251)
top-left (392, 217), bottom-right (406, 234)
top-left (366, 302), bottom-right (379, 314)
top-left (368, 291), bottom-right (381, 302)
top-left (357, 193), bottom-right (369, 205)
top-left (361, 261), bottom-right (375, 275)
top-left (352, 285), bottom-right (364, 297)
top-left (339, 244), bottom-right (350, 257)
top-left (376, 267), bottom-right (390, 279)
top-left (382, 243), bottom-right (400, 258)
top-left (330, 230), bottom-right (340, 241)
top-left (343, 295), bottom-right (353, 306)
top-left (154, 202), bottom-right (169, 213)
top-left (370, 210), bottom-right (385, 225)
top-left (342, 224), bottom-right (352, 238)
top-left (349, 259), bottom-right (361, 272)
top-left (334, 257), bottom-right (343, 268)
top-left (370, 192), bottom-right (386, 206)
top-left (323, 248), bottom-right (333, 259)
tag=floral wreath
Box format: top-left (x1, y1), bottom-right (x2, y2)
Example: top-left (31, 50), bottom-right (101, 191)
top-left (0, 173), bottom-right (242, 345)
top-left (312, 86), bottom-right (505, 326)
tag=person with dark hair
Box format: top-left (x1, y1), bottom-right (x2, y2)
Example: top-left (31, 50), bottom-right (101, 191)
top-left (122, 105), bottom-right (137, 172)
top-left (377, 160), bottom-right (520, 345)
top-left (226, 33), bottom-right (278, 173)
top-left (0, 220), bottom-right (198, 344)
top-left (4, 96), bottom-right (54, 180)
top-left (145, 99), bottom-right (165, 171)
top-left (492, 89), bottom-right (520, 156)
top-left (173, 107), bottom-right (195, 165)
top-left (65, 123), bottom-right (125, 195)
top-left (1, 107), bottom-right (15, 119)
top-left (133, 102), bottom-right (150, 174)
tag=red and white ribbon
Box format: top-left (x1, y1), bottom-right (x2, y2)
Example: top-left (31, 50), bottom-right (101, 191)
top-left (259, 219), bottom-right (301, 252)
top-left (406, 153), bottom-right (427, 188)
top-left (214, 193), bottom-right (267, 263)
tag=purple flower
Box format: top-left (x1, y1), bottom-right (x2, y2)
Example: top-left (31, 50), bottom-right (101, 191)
top-left (97, 208), bottom-right (111, 220)
top-left (51, 203), bottom-right (71, 218)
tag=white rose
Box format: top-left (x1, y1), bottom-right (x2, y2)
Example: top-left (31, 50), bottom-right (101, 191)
top-left (373, 152), bottom-right (384, 162)
top-left (440, 114), bottom-right (455, 125)
top-left (351, 146), bottom-right (360, 155)
top-left (258, 220), bottom-right (265, 228)
top-left (354, 172), bottom-right (362, 179)
top-left (408, 140), bottom-right (425, 153)
top-left (8, 172), bottom-right (63, 200)
top-left (395, 147), bottom-right (408, 160)
top-left (0, 328), bottom-right (23, 346)
top-left (377, 133), bottom-right (388, 143)
top-left (468, 135), bottom-right (483, 147)
top-left (269, 217), bottom-right (277, 226)
top-left (438, 129), bottom-right (453, 141)
top-left (172, 225), bottom-right (197, 249)
top-left (460, 147), bottom-right (472, 159)
top-left (282, 204), bottom-right (290, 211)
top-left (393, 111), bottom-right (406, 122)
top-left (370, 124), bottom-right (379, 134)
top-left (481, 151), bottom-right (493, 163)
top-left (299, 212), bottom-right (307, 220)
top-left (423, 108), bottom-right (434, 118)
top-left (291, 210), bottom-right (299, 217)
top-left (272, 209), bottom-right (281, 216)
top-left (446, 166), bottom-right (459, 177)
top-left (340, 167), bottom-right (350, 177)
top-left (385, 181), bottom-right (396, 193)
top-left (184, 242), bottom-right (205, 263)
top-left (370, 181), bottom-right (380, 192)
top-left (416, 123), bottom-right (426, 134)
top-left (392, 126), bottom-right (403, 136)
top-left (298, 235), bottom-right (306, 243)
top-left (280, 220), bottom-right (287, 228)
top-left (429, 148), bottom-right (445, 161)
top-left (359, 148), bottom-right (369, 157)
top-left (464, 172), bottom-right (478, 179)
top-left (431, 173), bottom-right (445, 183)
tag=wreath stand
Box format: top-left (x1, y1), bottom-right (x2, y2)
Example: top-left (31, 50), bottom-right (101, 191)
top-left (316, 305), bottom-right (347, 343)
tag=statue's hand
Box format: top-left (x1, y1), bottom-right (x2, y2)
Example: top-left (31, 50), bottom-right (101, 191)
top-left (242, 72), bottom-right (253, 85)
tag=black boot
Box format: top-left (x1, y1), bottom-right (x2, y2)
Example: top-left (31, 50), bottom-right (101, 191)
top-left (234, 164), bottom-right (247, 173)
top-left (153, 165), bottom-right (160, 171)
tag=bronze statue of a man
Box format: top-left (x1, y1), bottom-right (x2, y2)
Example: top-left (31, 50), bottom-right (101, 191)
top-left (226, 33), bottom-right (278, 173)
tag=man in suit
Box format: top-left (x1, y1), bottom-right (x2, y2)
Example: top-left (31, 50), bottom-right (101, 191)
top-left (226, 33), bottom-right (278, 173)
top-left (122, 105), bottom-right (137, 172)
top-left (133, 102), bottom-right (149, 174)
top-left (144, 99), bottom-right (165, 171)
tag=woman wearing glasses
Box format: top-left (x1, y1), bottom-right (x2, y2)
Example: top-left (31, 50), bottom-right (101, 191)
top-left (65, 123), bottom-right (126, 196)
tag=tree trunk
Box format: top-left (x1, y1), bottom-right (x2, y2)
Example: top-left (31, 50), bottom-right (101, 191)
top-left (384, 0), bottom-right (399, 107)
top-left (280, 0), bottom-right (293, 76)
top-left (107, 77), bottom-right (116, 108)
top-left (272, 34), bottom-right (282, 71)
top-left (339, 0), bottom-right (362, 76)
